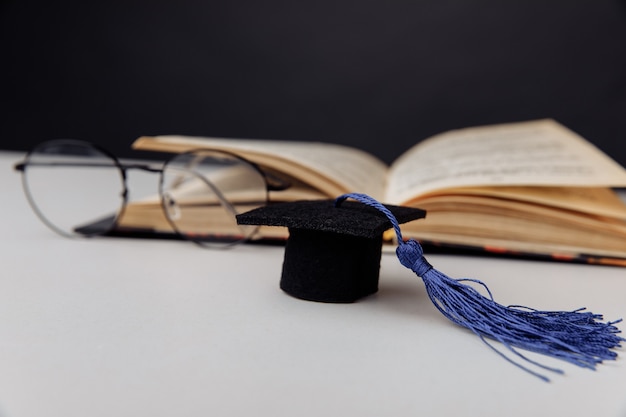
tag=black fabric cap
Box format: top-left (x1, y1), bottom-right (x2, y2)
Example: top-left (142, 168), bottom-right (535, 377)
top-left (237, 200), bottom-right (426, 303)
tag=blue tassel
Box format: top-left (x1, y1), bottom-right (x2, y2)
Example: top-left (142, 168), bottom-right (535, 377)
top-left (336, 193), bottom-right (624, 382)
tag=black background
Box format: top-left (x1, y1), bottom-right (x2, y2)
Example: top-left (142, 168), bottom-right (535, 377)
top-left (1, 1), bottom-right (625, 166)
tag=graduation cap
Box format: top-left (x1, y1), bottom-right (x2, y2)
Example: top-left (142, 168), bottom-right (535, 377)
top-left (237, 193), bottom-right (623, 382)
top-left (236, 198), bottom-right (426, 303)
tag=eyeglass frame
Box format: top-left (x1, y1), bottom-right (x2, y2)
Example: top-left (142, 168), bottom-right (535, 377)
top-left (14, 139), bottom-right (290, 245)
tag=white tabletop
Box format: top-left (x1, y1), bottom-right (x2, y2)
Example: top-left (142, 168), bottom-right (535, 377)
top-left (1, 151), bottom-right (625, 417)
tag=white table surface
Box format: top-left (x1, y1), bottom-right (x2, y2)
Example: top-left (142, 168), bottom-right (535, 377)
top-left (1, 150), bottom-right (625, 417)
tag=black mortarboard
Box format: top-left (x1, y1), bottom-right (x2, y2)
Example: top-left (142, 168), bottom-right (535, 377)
top-left (236, 199), bottom-right (426, 303)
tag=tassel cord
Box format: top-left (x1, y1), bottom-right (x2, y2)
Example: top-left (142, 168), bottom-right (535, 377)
top-left (478, 333), bottom-right (566, 382)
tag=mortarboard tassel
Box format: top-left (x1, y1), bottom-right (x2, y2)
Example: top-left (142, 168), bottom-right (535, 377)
top-left (335, 193), bottom-right (624, 381)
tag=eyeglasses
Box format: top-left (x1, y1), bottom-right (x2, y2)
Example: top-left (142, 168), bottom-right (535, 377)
top-left (14, 139), bottom-right (288, 247)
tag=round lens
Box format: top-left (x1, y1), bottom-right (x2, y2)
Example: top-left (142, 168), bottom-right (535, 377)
top-left (160, 150), bottom-right (267, 247)
top-left (20, 140), bottom-right (126, 237)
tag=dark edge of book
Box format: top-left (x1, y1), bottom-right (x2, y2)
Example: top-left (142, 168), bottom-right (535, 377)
top-left (419, 240), bottom-right (626, 267)
top-left (98, 225), bottom-right (626, 267)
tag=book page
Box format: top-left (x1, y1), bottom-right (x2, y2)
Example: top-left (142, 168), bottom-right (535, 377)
top-left (431, 186), bottom-right (626, 219)
top-left (133, 136), bottom-right (388, 199)
top-left (386, 119), bottom-right (626, 204)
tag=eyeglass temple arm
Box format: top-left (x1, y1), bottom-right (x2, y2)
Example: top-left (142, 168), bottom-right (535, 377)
top-left (14, 159), bottom-right (289, 195)
top-left (14, 161), bottom-right (163, 173)
top-left (15, 161), bottom-right (121, 171)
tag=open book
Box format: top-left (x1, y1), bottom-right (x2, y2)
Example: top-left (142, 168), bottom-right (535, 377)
top-left (120, 119), bottom-right (626, 265)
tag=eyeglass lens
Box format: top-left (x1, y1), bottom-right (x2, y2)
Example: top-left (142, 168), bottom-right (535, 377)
top-left (20, 140), bottom-right (125, 237)
top-left (160, 150), bottom-right (267, 247)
